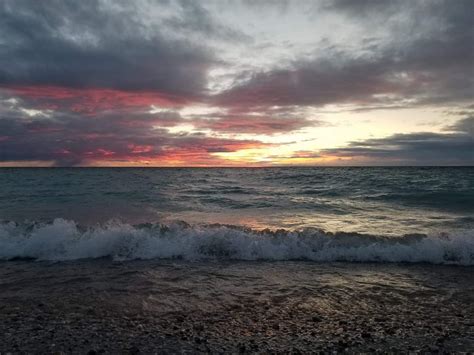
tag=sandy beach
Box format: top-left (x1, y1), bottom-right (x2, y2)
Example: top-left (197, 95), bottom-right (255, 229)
top-left (0, 260), bottom-right (472, 353)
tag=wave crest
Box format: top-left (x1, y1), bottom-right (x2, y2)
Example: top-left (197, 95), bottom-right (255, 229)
top-left (0, 219), bottom-right (472, 265)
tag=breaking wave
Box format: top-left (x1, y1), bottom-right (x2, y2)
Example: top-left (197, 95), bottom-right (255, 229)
top-left (0, 219), bottom-right (473, 265)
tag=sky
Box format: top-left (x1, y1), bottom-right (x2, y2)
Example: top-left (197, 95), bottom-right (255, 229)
top-left (0, 0), bottom-right (473, 167)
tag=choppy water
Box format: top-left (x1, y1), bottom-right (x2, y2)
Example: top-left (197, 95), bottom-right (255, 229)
top-left (0, 167), bottom-right (473, 264)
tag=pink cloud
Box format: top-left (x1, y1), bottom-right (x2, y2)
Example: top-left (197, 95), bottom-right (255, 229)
top-left (4, 85), bottom-right (194, 113)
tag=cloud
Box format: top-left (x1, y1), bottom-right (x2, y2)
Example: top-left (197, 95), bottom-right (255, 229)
top-left (188, 106), bottom-right (319, 134)
top-left (0, 0), bottom-right (219, 99)
top-left (194, 114), bottom-right (315, 134)
top-left (0, 95), bottom-right (269, 166)
top-left (162, 0), bottom-right (252, 43)
top-left (0, 0), bottom-right (472, 167)
top-left (322, 0), bottom-right (406, 17)
top-left (4, 86), bottom-right (190, 113)
top-left (443, 116), bottom-right (474, 136)
top-left (288, 151), bottom-right (322, 159)
top-left (321, 117), bottom-right (474, 165)
top-left (214, 0), bottom-right (473, 110)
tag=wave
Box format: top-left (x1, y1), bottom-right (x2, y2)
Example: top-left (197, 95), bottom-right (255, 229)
top-left (0, 219), bottom-right (472, 265)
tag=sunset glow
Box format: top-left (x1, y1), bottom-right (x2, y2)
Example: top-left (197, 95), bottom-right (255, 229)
top-left (0, 0), bottom-right (472, 167)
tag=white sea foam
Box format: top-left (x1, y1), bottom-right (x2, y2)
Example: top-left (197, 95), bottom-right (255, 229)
top-left (0, 219), bottom-right (472, 265)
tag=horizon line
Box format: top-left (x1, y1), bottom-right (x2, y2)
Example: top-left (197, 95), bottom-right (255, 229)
top-left (1, 165), bottom-right (473, 169)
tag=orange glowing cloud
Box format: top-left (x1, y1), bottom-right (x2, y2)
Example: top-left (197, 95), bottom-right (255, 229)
top-left (85, 142), bottom-right (271, 167)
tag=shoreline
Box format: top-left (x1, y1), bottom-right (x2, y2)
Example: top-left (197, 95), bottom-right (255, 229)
top-left (0, 260), bottom-right (473, 353)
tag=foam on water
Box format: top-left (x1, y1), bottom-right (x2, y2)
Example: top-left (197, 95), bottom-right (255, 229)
top-left (0, 219), bottom-right (472, 265)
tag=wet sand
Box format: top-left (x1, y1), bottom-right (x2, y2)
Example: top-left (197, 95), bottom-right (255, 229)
top-left (0, 260), bottom-right (472, 353)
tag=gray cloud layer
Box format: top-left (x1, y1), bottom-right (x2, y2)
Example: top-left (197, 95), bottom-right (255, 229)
top-left (0, 0), bottom-right (222, 98)
top-left (0, 0), bottom-right (472, 165)
top-left (216, 0), bottom-right (473, 109)
top-left (322, 117), bottom-right (474, 165)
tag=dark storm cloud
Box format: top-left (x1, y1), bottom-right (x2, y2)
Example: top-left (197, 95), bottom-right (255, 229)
top-left (321, 117), bottom-right (474, 165)
top-left (0, 0), bottom-right (224, 98)
top-left (215, 0), bottom-right (474, 109)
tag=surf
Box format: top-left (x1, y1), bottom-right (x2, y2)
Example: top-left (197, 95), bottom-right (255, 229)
top-left (1, 219), bottom-right (472, 265)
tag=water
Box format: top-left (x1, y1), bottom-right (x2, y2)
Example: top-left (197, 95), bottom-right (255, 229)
top-left (0, 167), bottom-right (473, 264)
top-left (1, 167), bottom-right (473, 353)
